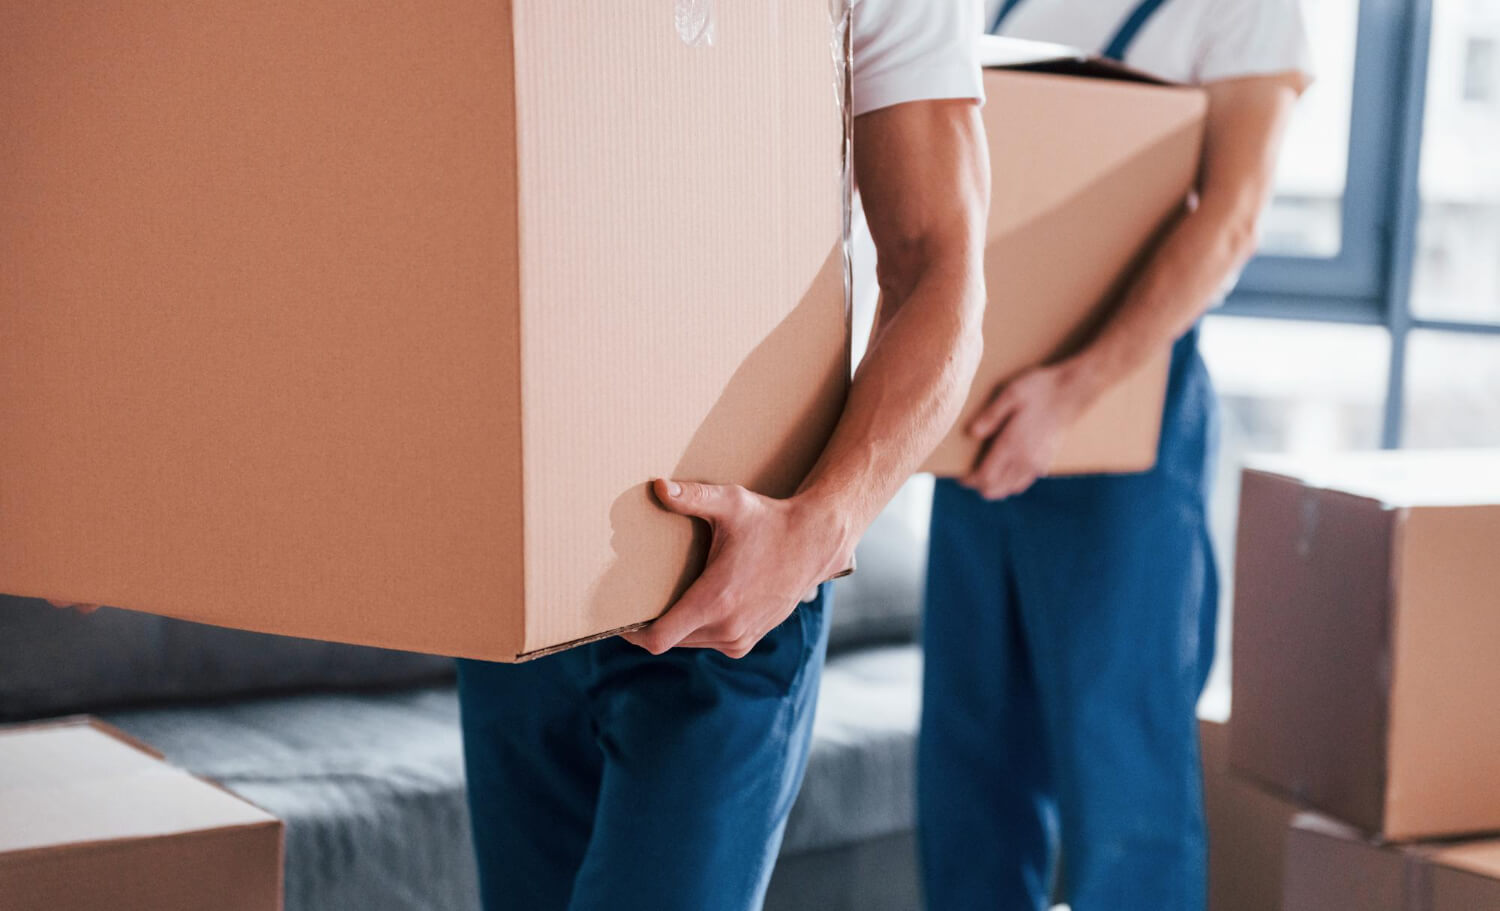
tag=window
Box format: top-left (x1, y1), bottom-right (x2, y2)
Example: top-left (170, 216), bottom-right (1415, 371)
top-left (1404, 331), bottom-right (1500, 447)
top-left (1462, 37), bottom-right (1496, 103)
top-left (1412, 7), bottom-right (1500, 323)
top-left (1258, 0), bottom-right (1360, 259)
top-left (1221, 0), bottom-right (1500, 450)
top-left (1201, 317), bottom-right (1389, 460)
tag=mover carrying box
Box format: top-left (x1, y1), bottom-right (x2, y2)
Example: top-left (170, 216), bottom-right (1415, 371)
top-left (0, 718), bottom-right (282, 911)
top-left (1284, 813), bottom-right (1500, 911)
top-left (1201, 719), bottom-right (1305, 911)
top-left (1230, 450), bottom-right (1500, 840)
top-left (0, 2), bottom-right (851, 660)
top-left (923, 37), bottom-right (1204, 478)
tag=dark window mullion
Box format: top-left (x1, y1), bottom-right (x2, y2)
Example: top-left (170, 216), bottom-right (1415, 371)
top-left (1381, 0), bottom-right (1435, 449)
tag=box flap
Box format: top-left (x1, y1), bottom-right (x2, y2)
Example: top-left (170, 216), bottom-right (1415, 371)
top-left (1431, 841), bottom-right (1500, 882)
top-left (0, 720), bottom-right (277, 855)
top-left (976, 35), bottom-right (1174, 85)
top-left (1245, 450), bottom-right (1500, 508)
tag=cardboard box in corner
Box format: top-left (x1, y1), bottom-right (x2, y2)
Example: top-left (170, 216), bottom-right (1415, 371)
top-left (1201, 719), bottom-right (1304, 911)
top-left (923, 37), bottom-right (1204, 478)
top-left (1231, 450), bottom-right (1500, 841)
top-left (1283, 812), bottom-right (1500, 911)
top-left (0, 718), bottom-right (283, 911)
top-left (0, 3), bottom-right (850, 660)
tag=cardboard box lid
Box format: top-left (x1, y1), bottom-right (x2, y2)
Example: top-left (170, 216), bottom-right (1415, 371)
top-left (0, 719), bottom-right (278, 856)
top-left (1244, 450), bottom-right (1500, 508)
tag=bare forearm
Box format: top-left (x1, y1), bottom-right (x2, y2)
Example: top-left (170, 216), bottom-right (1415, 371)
top-left (795, 257), bottom-right (983, 548)
top-left (1058, 75), bottom-right (1303, 406)
top-left (1059, 197), bottom-right (1255, 401)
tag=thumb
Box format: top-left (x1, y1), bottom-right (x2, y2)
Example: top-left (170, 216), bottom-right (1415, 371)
top-left (653, 479), bottom-right (740, 521)
top-left (968, 387), bottom-right (1019, 439)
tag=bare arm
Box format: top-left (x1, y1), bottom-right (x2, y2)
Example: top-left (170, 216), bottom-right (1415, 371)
top-left (626, 98), bottom-right (989, 656)
top-left (962, 72), bottom-right (1305, 499)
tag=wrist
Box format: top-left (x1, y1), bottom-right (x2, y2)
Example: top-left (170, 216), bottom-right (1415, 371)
top-left (786, 487), bottom-right (861, 579)
top-left (1052, 352), bottom-right (1112, 418)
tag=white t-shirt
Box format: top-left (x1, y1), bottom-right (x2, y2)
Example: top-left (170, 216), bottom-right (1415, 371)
top-left (983, 0), bottom-right (1314, 87)
top-left (852, 0), bottom-right (987, 116)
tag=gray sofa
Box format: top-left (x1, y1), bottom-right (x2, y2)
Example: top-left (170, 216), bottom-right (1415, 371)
top-left (0, 485), bottom-right (934, 911)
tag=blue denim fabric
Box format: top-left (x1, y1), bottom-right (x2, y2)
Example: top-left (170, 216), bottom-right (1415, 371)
top-left (919, 328), bottom-right (1219, 911)
top-left (457, 587), bottom-right (829, 911)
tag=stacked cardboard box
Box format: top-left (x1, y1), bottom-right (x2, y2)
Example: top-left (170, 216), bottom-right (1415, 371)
top-left (1218, 450), bottom-right (1500, 910)
top-left (0, 718), bottom-right (283, 911)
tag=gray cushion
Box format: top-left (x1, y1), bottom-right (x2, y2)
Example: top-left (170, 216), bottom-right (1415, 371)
top-left (783, 644), bottom-right (922, 853)
top-left (97, 645), bottom-right (924, 911)
top-left (106, 687), bottom-right (478, 911)
top-left (0, 596), bottom-right (455, 720)
top-left (829, 488), bottom-right (928, 653)
top-left (765, 831), bottom-right (921, 911)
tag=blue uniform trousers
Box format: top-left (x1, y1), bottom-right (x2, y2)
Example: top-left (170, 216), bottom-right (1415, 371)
top-left (457, 589), bottom-right (829, 911)
top-left (919, 328), bottom-right (1219, 911)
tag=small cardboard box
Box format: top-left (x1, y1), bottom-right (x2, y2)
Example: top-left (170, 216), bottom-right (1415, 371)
top-left (1201, 719), bottom-right (1305, 911)
top-left (1284, 813), bottom-right (1500, 911)
top-left (0, 2), bottom-right (850, 660)
top-left (0, 718), bottom-right (283, 911)
top-left (923, 37), bottom-right (1203, 478)
top-left (1230, 450), bottom-right (1500, 840)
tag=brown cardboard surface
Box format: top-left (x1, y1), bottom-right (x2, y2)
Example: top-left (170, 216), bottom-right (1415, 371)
top-left (1283, 814), bottom-right (1500, 911)
top-left (1386, 504), bottom-right (1500, 838)
top-left (1231, 450), bottom-right (1500, 841)
top-left (1283, 815), bottom-right (1407, 911)
top-left (922, 62), bottom-right (1202, 477)
top-left (0, 718), bottom-right (282, 911)
top-left (0, 2), bottom-right (848, 659)
top-left (1201, 720), bottom-right (1304, 911)
top-left (1429, 842), bottom-right (1500, 910)
top-left (1230, 469), bottom-right (1396, 832)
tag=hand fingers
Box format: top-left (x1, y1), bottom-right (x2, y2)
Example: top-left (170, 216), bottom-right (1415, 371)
top-left (962, 443), bottom-right (1035, 501)
top-left (967, 387), bottom-right (1020, 439)
top-left (623, 568), bottom-right (731, 655)
top-left (653, 479), bottom-right (745, 523)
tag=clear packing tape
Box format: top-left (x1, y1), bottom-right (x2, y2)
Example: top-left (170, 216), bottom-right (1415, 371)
top-left (832, 0), bottom-right (854, 372)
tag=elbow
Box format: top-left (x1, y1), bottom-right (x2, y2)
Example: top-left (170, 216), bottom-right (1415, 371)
top-left (1221, 210), bottom-right (1261, 267)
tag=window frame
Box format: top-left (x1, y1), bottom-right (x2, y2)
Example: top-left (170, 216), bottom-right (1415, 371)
top-left (1218, 0), bottom-right (1500, 449)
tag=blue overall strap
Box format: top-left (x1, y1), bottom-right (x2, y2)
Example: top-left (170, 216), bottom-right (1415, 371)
top-left (991, 0), bottom-right (1173, 61)
top-left (988, 0), bottom-right (1027, 35)
top-left (1101, 0), bottom-right (1173, 61)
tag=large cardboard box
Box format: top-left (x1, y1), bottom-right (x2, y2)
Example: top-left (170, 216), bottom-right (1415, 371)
top-left (0, 718), bottom-right (282, 911)
top-left (1201, 719), bottom-right (1305, 911)
top-left (1284, 813), bottom-right (1500, 911)
top-left (1231, 450), bottom-right (1500, 840)
top-left (0, 2), bottom-right (851, 660)
top-left (923, 38), bottom-right (1203, 477)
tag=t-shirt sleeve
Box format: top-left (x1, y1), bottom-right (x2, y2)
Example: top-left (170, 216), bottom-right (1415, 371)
top-left (1194, 0), bottom-right (1316, 87)
top-left (851, 0), bottom-right (986, 117)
